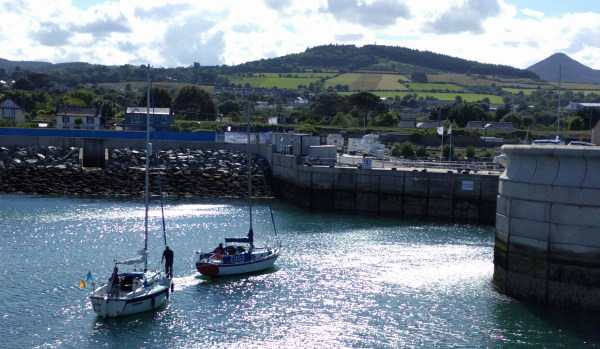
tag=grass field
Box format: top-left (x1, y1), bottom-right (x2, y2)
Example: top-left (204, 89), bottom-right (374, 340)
top-left (427, 73), bottom-right (477, 85)
top-left (349, 74), bottom-right (382, 90)
top-left (548, 82), bottom-right (600, 90)
top-left (475, 79), bottom-right (551, 89)
top-left (324, 73), bottom-right (362, 88)
top-left (338, 91), bottom-right (502, 103)
top-left (377, 74), bottom-right (408, 90)
top-left (240, 72), bottom-right (336, 78)
top-left (227, 76), bottom-right (322, 89)
top-left (404, 83), bottom-right (465, 91)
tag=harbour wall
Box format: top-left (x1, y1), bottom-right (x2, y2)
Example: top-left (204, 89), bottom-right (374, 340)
top-left (270, 153), bottom-right (499, 222)
top-left (494, 145), bottom-right (600, 310)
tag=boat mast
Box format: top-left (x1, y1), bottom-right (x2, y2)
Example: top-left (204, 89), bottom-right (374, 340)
top-left (247, 104), bottom-right (253, 232)
top-left (558, 63), bottom-right (562, 139)
top-left (144, 64), bottom-right (150, 271)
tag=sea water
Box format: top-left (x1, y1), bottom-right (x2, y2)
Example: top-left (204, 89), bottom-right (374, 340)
top-left (0, 194), bottom-right (599, 348)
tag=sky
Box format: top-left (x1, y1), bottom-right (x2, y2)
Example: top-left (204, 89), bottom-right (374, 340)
top-left (1, 0), bottom-right (600, 70)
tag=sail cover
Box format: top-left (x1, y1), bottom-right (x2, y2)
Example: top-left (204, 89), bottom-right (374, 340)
top-left (225, 228), bottom-right (254, 243)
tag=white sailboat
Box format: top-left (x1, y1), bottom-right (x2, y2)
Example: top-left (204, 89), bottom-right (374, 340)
top-left (195, 109), bottom-right (281, 277)
top-left (88, 65), bottom-right (171, 318)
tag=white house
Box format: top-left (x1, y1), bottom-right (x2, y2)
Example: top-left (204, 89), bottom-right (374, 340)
top-left (0, 97), bottom-right (26, 126)
top-left (56, 105), bottom-right (100, 130)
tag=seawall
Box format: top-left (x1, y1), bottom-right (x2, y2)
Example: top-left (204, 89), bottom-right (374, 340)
top-left (494, 145), bottom-right (600, 310)
top-left (270, 153), bottom-right (499, 222)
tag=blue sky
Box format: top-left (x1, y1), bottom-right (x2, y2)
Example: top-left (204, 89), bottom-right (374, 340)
top-left (2, 0), bottom-right (599, 70)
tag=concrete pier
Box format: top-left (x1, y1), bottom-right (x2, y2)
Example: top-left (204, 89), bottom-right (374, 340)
top-left (271, 153), bottom-right (499, 222)
top-left (494, 145), bottom-right (600, 310)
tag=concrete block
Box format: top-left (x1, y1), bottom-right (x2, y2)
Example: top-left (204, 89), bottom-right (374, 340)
top-left (380, 175), bottom-right (404, 193)
top-left (553, 147), bottom-right (586, 187)
top-left (548, 281), bottom-right (600, 310)
top-left (428, 179), bottom-right (454, 196)
top-left (510, 235), bottom-right (548, 256)
top-left (550, 242), bottom-right (600, 266)
top-left (551, 204), bottom-right (600, 227)
top-left (508, 253), bottom-right (548, 278)
top-left (511, 147), bottom-right (536, 183)
top-left (495, 229), bottom-right (508, 245)
top-left (311, 172), bottom-right (334, 189)
top-left (496, 196), bottom-right (510, 216)
top-left (496, 213), bottom-right (509, 233)
top-left (357, 174), bottom-right (380, 191)
top-left (530, 148), bottom-right (559, 185)
top-left (510, 199), bottom-right (550, 222)
top-left (510, 217), bottom-right (550, 241)
top-left (550, 223), bottom-right (600, 248)
top-left (506, 270), bottom-right (548, 301)
top-left (548, 262), bottom-right (600, 286)
top-left (582, 148), bottom-right (600, 188)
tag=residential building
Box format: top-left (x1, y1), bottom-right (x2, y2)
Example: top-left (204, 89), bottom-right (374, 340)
top-left (0, 97), bottom-right (26, 126)
top-left (123, 107), bottom-right (174, 132)
top-left (566, 102), bottom-right (600, 111)
top-left (56, 105), bottom-right (100, 129)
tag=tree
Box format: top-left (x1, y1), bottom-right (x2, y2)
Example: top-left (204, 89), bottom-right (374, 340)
top-left (349, 92), bottom-right (386, 127)
top-left (218, 100), bottom-right (240, 116)
top-left (569, 116), bottom-right (585, 131)
top-left (411, 72), bottom-right (428, 83)
top-left (12, 77), bottom-right (35, 91)
top-left (311, 93), bottom-right (348, 117)
top-left (73, 116), bottom-right (83, 128)
top-left (173, 85), bottom-right (217, 121)
top-left (374, 112), bottom-right (399, 127)
top-left (138, 86), bottom-right (172, 108)
top-left (500, 111), bottom-right (522, 127)
top-left (125, 83), bottom-right (132, 92)
top-left (448, 104), bottom-right (486, 127)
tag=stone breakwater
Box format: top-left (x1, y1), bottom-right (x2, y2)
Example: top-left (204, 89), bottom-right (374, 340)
top-left (0, 146), bottom-right (271, 198)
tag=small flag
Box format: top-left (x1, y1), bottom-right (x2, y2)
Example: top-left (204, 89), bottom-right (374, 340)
top-left (80, 280), bottom-right (86, 288)
top-left (86, 271), bottom-right (92, 281)
top-left (447, 125), bottom-right (452, 135)
top-left (437, 126), bottom-right (443, 135)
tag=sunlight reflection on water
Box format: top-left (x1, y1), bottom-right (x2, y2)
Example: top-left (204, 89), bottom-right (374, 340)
top-left (1, 195), bottom-right (598, 348)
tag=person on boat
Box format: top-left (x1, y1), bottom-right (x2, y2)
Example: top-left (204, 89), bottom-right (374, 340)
top-left (161, 245), bottom-right (174, 278)
top-left (213, 243), bottom-right (224, 259)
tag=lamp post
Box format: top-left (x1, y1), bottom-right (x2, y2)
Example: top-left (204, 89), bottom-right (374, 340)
top-left (483, 118), bottom-right (487, 148)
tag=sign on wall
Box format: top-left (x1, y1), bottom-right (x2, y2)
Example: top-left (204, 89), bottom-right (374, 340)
top-left (462, 181), bottom-right (474, 191)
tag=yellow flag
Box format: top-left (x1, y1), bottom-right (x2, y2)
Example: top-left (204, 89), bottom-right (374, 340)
top-left (80, 280), bottom-right (86, 288)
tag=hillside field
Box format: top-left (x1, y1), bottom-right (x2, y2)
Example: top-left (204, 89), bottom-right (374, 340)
top-left (338, 91), bottom-right (502, 103)
top-left (227, 76), bottom-right (322, 89)
top-left (404, 83), bottom-right (465, 91)
top-left (548, 82), bottom-right (600, 90)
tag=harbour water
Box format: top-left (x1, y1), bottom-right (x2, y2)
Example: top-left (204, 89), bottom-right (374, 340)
top-left (1, 194), bottom-right (599, 348)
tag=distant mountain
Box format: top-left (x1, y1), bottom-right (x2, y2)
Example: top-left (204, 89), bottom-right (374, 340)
top-left (526, 53), bottom-right (600, 83)
top-left (0, 57), bottom-right (52, 71)
top-left (232, 44), bottom-right (538, 79)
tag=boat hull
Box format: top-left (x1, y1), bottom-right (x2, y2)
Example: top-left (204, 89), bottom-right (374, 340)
top-left (196, 252), bottom-right (279, 276)
top-left (89, 278), bottom-right (170, 318)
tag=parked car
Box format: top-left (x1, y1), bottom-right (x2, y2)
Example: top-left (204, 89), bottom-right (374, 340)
top-left (533, 139), bottom-right (565, 145)
top-left (568, 141), bottom-right (597, 146)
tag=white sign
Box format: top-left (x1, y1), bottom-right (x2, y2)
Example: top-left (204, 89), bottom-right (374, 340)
top-left (362, 157), bottom-right (372, 169)
top-left (462, 181), bottom-right (474, 191)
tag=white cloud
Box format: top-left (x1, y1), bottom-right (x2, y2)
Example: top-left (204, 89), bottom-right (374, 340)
top-left (521, 8), bottom-right (544, 18)
top-left (0, 0), bottom-right (599, 70)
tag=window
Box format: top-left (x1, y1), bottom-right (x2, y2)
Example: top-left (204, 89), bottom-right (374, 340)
top-left (62, 116), bottom-right (69, 123)
top-left (2, 109), bottom-right (15, 119)
top-left (87, 117), bottom-right (94, 124)
top-left (162, 115), bottom-right (168, 124)
top-left (133, 114), bottom-right (141, 123)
